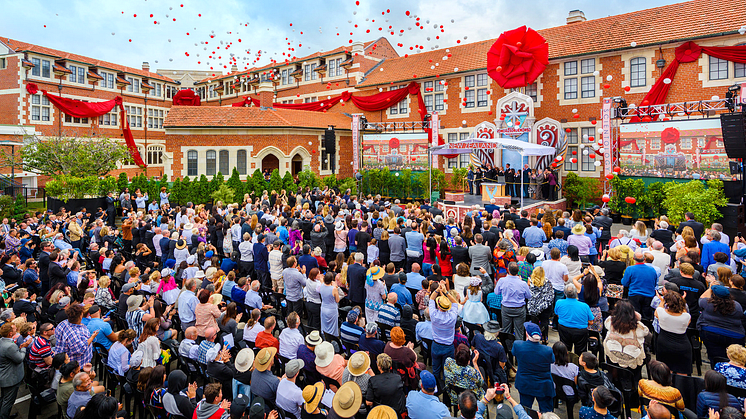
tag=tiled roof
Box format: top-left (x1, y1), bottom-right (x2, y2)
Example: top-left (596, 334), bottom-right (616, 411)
top-left (357, 0), bottom-right (746, 87)
top-left (2, 37), bottom-right (176, 83)
top-left (195, 38), bottom-right (387, 84)
top-left (164, 105), bottom-right (352, 129)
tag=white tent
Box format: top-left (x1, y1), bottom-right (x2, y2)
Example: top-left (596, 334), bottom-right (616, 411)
top-left (432, 136), bottom-right (558, 207)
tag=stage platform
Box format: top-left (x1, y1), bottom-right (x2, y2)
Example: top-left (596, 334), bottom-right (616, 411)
top-left (435, 193), bottom-right (566, 221)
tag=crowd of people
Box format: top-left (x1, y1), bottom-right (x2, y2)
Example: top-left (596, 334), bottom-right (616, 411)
top-left (467, 164), bottom-right (560, 201)
top-left (1, 186), bottom-right (745, 419)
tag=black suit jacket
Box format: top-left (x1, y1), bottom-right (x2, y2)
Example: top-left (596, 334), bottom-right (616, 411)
top-left (591, 216), bottom-right (613, 241)
top-left (482, 230), bottom-right (498, 252)
top-left (451, 246), bottom-right (470, 267)
top-left (13, 299), bottom-right (37, 323)
top-left (207, 361), bottom-right (237, 396)
top-left (38, 251), bottom-right (50, 285)
top-left (677, 220), bottom-right (705, 242)
top-left (347, 263), bottom-right (367, 304)
top-left (515, 218), bottom-right (531, 234)
top-left (48, 262), bottom-right (70, 288)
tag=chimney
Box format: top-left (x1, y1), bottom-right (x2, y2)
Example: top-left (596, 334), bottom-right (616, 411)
top-left (350, 41), bottom-right (364, 56)
top-left (142, 61), bottom-right (150, 71)
top-left (231, 64), bottom-right (238, 72)
top-left (255, 82), bottom-right (274, 108)
top-left (566, 10), bottom-right (586, 24)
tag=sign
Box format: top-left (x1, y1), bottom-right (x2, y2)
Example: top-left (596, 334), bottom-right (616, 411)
top-left (362, 132), bottom-right (429, 170)
top-left (495, 127), bottom-right (532, 136)
top-left (452, 141), bottom-right (500, 149)
top-left (351, 114), bottom-right (361, 172)
top-left (431, 112), bottom-right (439, 169)
top-left (601, 98), bottom-right (612, 178)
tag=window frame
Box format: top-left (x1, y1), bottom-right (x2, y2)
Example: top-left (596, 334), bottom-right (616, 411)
top-left (147, 145), bottom-right (164, 166)
top-left (187, 150), bottom-right (198, 176)
top-left (564, 61), bottom-right (578, 76)
top-left (580, 76), bottom-right (595, 98)
top-left (630, 57), bottom-right (647, 87)
top-left (206, 150), bottom-right (217, 176)
top-left (218, 150), bottom-right (229, 175)
top-left (237, 150), bottom-right (247, 175)
top-left (709, 56), bottom-right (729, 80)
top-left (564, 78), bottom-right (578, 100)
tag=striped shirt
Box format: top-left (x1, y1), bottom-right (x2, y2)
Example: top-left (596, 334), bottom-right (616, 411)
top-left (126, 309), bottom-right (145, 349)
top-left (340, 322), bottom-right (365, 345)
top-left (197, 340), bottom-right (217, 364)
top-left (377, 304), bottom-right (400, 327)
top-left (28, 336), bottom-right (53, 370)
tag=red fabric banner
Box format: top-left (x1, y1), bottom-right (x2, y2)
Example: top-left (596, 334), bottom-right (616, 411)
top-left (632, 41), bottom-right (746, 121)
top-left (274, 93), bottom-right (348, 111)
top-left (661, 127), bottom-right (680, 144)
top-left (231, 97), bottom-right (261, 107)
top-left (25, 83), bottom-right (146, 167)
top-left (172, 89), bottom-right (201, 106)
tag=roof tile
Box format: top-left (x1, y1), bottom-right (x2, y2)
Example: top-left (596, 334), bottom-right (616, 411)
top-left (164, 106), bottom-right (351, 130)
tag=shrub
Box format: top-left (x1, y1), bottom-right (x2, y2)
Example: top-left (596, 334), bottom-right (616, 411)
top-left (210, 184), bottom-right (236, 206)
top-left (662, 179), bottom-right (728, 226)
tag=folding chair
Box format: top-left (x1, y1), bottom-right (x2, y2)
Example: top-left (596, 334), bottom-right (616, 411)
top-left (552, 374), bottom-right (579, 419)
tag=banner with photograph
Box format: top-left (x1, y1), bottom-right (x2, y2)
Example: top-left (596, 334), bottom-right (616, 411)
top-left (619, 118), bottom-right (740, 180)
top-left (362, 132), bottom-right (429, 170)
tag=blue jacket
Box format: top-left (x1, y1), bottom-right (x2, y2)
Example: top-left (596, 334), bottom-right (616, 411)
top-left (253, 242), bottom-right (270, 272)
top-left (696, 391), bottom-right (741, 418)
top-left (513, 340), bottom-right (555, 398)
top-left (701, 241), bottom-right (731, 273)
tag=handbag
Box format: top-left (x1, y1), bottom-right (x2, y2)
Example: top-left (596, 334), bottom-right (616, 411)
top-left (605, 283), bottom-right (624, 299)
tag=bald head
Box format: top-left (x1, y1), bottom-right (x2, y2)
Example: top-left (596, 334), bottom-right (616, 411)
top-left (652, 241), bottom-right (663, 251)
top-left (204, 327), bottom-right (217, 341)
top-left (185, 326), bottom-right (198, 340)
top-left (411, 263), bottom-right (421, 273)
top-left (387, 292), bottom-right (398, 304)
top-left (251, 280), bottom-right (261, 291)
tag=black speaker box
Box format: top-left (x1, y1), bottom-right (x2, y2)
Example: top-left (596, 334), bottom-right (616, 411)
top-left (720, 113), bottom-right (746, 159)
top-left (324, 128), bottom-right (336, 152)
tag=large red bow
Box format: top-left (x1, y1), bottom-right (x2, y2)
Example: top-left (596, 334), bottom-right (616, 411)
top-left (661, 127), bottom-right (680, 144)
top-left (487, 26), bottom-right (549, 89)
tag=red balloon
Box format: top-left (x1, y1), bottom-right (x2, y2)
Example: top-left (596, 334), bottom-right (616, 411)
top-left (571, 158), bottom-right (577, 164)
top-left (625, 197), bottom-right (636, 204)
top-left (565, 128), bottom-right (572, 133)
top-left (572, 151), bottom-right (577, 155)
top-left (602, 194), bottom-right (611, 202)
top-left (624, 86), bottom-right (631, 92)
top-left (605, 174), bottom-right (614, 180)
top-left (389, 138), bottom-right (400, 149)
top-left (613, 167), bottom-right (621, 173)
top-left (603, 83), bottom-right (611, 89)
top-left (573, 114), bottom-right (580, 119)
top-left (591, 120), bottom-right (597, 125)
top-left (589, 154), bottom-right (596, 159)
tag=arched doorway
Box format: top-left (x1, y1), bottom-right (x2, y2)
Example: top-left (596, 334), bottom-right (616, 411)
top-left (291, 154), bottom-right (303, 176)
top-left (261, 154), bottom-right (280, 173)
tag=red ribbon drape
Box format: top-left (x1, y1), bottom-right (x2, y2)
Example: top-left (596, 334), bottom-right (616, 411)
top-left (632, 41), bottom-right (746, 121)
top-left (661, 127), bottom-right (680, 144)
top-left (486, 26), bottom-right (549, 89)
top-left (231, 97), bottom-right (261, 107)
top-left (173, 90), bottom-right (201, 106)
top-left (26, 82), bottom-right (146, 167)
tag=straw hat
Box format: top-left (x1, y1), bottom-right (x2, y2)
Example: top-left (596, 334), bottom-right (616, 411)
top-left (571, 223), bottom-right (586, 235)
top-left (302, 382), bottom-right (325, 414)
top-left (176, 239), bottom-right (187, 249)
top-left (436, 295), bottom-right (451, 311)
top-left (253, 347), bottom-right (277, 372)
top-left (305, 330), bottom-right (323, 346)
top-left (205, 267), bottom-right (218, 280)
top-left (366, 266), bottom-right (384, 281)
top-left (347, 351), bottom-right (370, 377)
top-left (127, 295), bottom-right (144, 312)
top-left (332, 382), bottom-right (363, 419)
top-left (367, 405), bottom-right (396, 419)
top-left (314, 341), bottom-right (335, 368)
top-left (235, 348), bottom-right (255, 373)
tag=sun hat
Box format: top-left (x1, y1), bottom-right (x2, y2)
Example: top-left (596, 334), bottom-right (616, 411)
top-left (253, 347), bottom-right (277, 372)
top-left (436, 295), bottom-right (451, 311)
top-left (235, 348), bottom-right (255, 372)
top-left (572, 224), bottom-right (586, 235)
top-left (194, 270), bottom-right (206, 279)
top-left (176, 239), bottom-right (187, 249)
top-left (483, 320), bottom-right (501, 334)
top-left (183, 223), bottom-right (194, 230)
top-left (127, 295), bottom-right (144, 312)
top-left (335, 221), bottom-right (345, 231)
top-left (186, 255), bottom-right (196, 265)
top-left (367, 405), bottom-right (397, 419)
top-left (347, 351), bottom-right (370, 377)
top-left (303, 382), bottom-right (325, 414)
top-left (285, 359), bottom-right (304, 378)
top-left (366, 266), bottom-right (384, 281)
top-left (469, 277), bottom-right (482, 287)
top-left (160, 268), bottom-right (173, 277)
top-left (205, 267), bottom-right (218, 280)
top-left (314, 341), bottom-right (335, 368)
top-left (305, 330), bottom-right (323, 346)
top-left (332, 382), bottom-right (363, 419)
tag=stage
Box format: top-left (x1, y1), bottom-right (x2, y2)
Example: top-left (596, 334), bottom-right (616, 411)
top-left (435, 192), bottom-right (567, 222)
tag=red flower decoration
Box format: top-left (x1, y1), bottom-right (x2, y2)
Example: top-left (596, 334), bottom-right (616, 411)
top-left (661, 127), bottom-right (680, 144)
top-left (487, 26), bottom-right (548, 89)
top-left (389, 137), bottom-right (400, 149)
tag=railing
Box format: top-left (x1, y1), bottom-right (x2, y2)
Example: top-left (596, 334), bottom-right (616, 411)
top-left (360, 120), bottom-right (431, 132)
top-left (614, 98), bottom-right (735, 120)
top-left (0, 186), bottom-right (46, 206)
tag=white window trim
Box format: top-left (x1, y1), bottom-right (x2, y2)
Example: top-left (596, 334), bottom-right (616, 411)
top-left (698, 36), bottom-right (746, 88)
top-left (385, 86), bottom-right (410, 119)
top-left (620, 49), bottom-right (656, 95)
top-left (460, 73), bottom-right (493, 114)
top-left (557, 58), bottom-right (602, 106)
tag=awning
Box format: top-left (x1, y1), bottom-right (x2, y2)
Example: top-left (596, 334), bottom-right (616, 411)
top-left (432, 136), bottom-right (556, 157)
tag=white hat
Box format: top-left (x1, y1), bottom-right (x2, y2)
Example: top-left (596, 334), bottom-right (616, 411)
top-left (314, 341), bottom-right (335, 368)
top-left (194, 270), bottom-right (206, 279)
top-left (205, 267), bottom-right (218, 280)
top-left (160, 268), bottom-right (173, 277)
top-left (186, 255), bottom-right (196, 265)
top-left (235, 348), bottom-right (255, 372)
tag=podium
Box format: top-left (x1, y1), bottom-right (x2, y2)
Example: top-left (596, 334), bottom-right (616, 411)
top-left (481, 182), bottom-right (506, 199)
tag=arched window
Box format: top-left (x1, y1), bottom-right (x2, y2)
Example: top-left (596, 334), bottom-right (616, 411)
top-left (630, 57), bottom-right (646, 87)
top-left (237, 150), bottom-right (247, 175)
top-left (187, 150), bottom-right (198, 176)
top-left (147, 145), bottom-right (164, 166)
top-left (218, 150), bottom-right (229, 175)
top-left (206, 150), bottom-right (216, 176)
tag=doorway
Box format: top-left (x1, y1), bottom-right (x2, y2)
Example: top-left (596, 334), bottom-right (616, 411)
top-left (291, 154), bottom-right (303, 176)
top-left (261, 154), bottom-right (280, 173)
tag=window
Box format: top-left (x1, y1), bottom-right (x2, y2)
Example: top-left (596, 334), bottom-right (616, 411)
top-left (477, 89), bottom-right (488, 107)
top-left (681, 137), bottom-right (692, 149)
top-left (630, 57), bottom-right (647, 87)
top-left (328, 58), bottom-right (343, 77)
top-left (581, 76), bottom-right (595, 98)
top-left (31, 58), bottom-right (51, 78)
top-left (208, 85), bottom-right (216, 99)
top-left (237, 150), bottom-right (247, 175)
top-left (459, 154), bottom-right (469, 168)
top-left (98, 109), bottom-right (118, 126)
top-left (218, 150), bottom-right (229, 175)
top-left (581, 149), bottom-right (595, 171)
top-left (65, 114), bottom-right (88, 124)
top-left (651, 138), bottom-right (661, 150)
top-left (154, 83), bottom-right (162, 97)
top-left (321, 141), bottom-right (332, 171)
top-left (167, 86), bottom-right (176, 99)
top-left (127, 77), bottom-right (140, 93)
top-left (124, 105), bottom-right (143, 128)
top-left (0, 58), bottom-right (5, 69)
top-left (310, 63), bottom-right (318, 80)
top-left (100, 72), bottom-right (114, 89)
top-left (304, 97), bottom-right (317, 103)
top-left (206, 150), bottom-right (216, 176)
top-left (389, 86), bottom-right (407, 114)
top-left (526, 83), bottom-right (538, 103)
top-left (465, 75), bottom-right (475, 88)
top-left (31, 58), bottom-right (39, 76)
top-left (464, 90), bottom-right (475, 108)
top-left (424, 94), bottom-right (433, 112)
top-left (710, 56), bottom-right (729, 80)
top-left (304, 63), bottom-right (318, 81)
top-left (423, 81), bottom-right (445, 112)
top-left (148, 109), bottom-right (164, 129)
top-left (565, 147), bottom-right (578, 171)
top-left (698, 138), bottom-right (706, 148)
top-left (281, 69), bottom-right (288, 85)
top-left (476, 73), bottom-right (489, 87)
top-left (30, 95), bottom-right (50, 122)
top-left (187, 150), bottom-right (198, 176)
top-left (581, 127), bottom-right (595, 143)
top-left (447, 133), bottom-right (458, 168)
top-left (147, 146), bottom-right (164, 165)
top-left (581, 59), bottom-right (595, 74)
top-left (564, 78), bottom-right (578, 100)
top-left (69, 65), bottom-right (85, 84)
top-left (564, 61), bottom-right (577, 76)
top-left (567, 128), bottom-right (578, 144)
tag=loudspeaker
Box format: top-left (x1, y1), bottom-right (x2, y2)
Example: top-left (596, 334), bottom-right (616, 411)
top-left (720, 113), bottom-right (746, 159)
top-left (324, 128), bottom-right (336, 152)
top-left (730, 161), bottom-right (742, 175)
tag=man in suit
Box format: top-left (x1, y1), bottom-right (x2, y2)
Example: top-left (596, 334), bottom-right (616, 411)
top-left (37, 242), bottom-right (52, 295)
top-left (514, 210), bottom-right (531, 235)
top-left (591, 208), bottom-right (614, 251)
top-left (505, 164), bottom-right (515, 197)
top-left (553, 218), bottom-right (572, 240)
top-left (676, 212), bottom-right (705, 242)
top-left (0, 322), bottom-right (30, 419)
top-left (206, 346), bottom-right (236, 398)
top-left (105, 192), bottom-right (116, 227)
top-left (347, 253), bottom-right (367, 308)
top-left (451, 236), bottom-right (470, 268)
top-left (468, 234), bottom-right (493, 276)
top-left (482, 220), bottom-right (498, 252)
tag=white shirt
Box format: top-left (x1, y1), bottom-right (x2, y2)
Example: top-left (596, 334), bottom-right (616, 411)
top-left (278, 327), bottom-right (304, 359)
top-left (650, 250), bottom-right (670, 279)
top-left (701, 232), bottom-right (731, 246)
top-left (244, 323), bottom-right (264, 342)
top-left (542, 260), bottom-right (569, 291)
top-left (276, 378), bottom-right (304, 419)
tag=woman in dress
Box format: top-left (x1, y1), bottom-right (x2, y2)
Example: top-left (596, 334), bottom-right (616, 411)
top-left (452, 263), bottom-right (472, 298)
top-left (305, 268), bottom-right (323, 331)
top-left (714, 344), bottom-right (746, 389)
top-left (438, 240), bottom-right (453, 279)
top-left (318, 272), bottom-right (341, 337)
top-left (655, 290), bottom-right (692, 375)
top-left (460, 277), bottom-right (489, 325)
top-left (139, 318), bottom-right (162, 368)
top-left (364, 266), bottom-right (387, 323)
top-left (572, 267), bottom-right (604, 333)
top-left (528, 267), bottom-right (554, 344)
top-left (444, 344), bottom-right (485, 402)
top-left (194, 289), bottom-right (222, 337)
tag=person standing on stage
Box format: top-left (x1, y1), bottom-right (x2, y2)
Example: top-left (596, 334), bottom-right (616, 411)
top-left (467, 167), bottom-right (475, 195)
top-left (485, 164), bottom-right (497, 184)
top-left (523, 164), bottom-right (533, 198)
top-left (534, 168), bottom-right (545, 200)
top-left (474, 167), bottom-right (484, 196)
top-left (505, 164), bottom-right (515, 197)
top-left (549, 168), bottom-right (559, 200)
top-left (542, 169), bottom-right (553, 201)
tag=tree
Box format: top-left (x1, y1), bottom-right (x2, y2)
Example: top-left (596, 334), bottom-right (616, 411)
top-left (195, 175), bottom-right (210, 204)
top-left (226, 168), bottom-right (244, 204)
top-left (282, 171), bottom-right (295, 193)
top-left (117, 173), bottom-right (129, 193)
top-left (243, 174), bottom-right (255, 202)
top-left (147, 176), bottom-right (160, 201)
top-left (0, 134), bottom-right (131, 177)
top-left (12, 194), bottom-right (26, 222)
top-left (159, 174), bottom-right (169, 194)
top-left (297, 169), bottom-right (320, 191)
top-left (563, 172), bottom-right (601, 210)
top-left (171, 178), bottom-right (183, 206)
top-left (180, 176), bottom-right (191, 205)
top-left (211, 184), bottom-right (236, 206)
top-left (251, 169), bottom-right (266, 197)
top-left (662, 179), bottom-right (728, 226)
top-left (209, 172), bottom-right (225, 196)
top-left (269, 169), bottom-right (283, 193)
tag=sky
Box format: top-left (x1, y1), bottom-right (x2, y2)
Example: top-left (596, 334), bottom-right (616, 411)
top-left (0, 0), bottom-right (683, 76)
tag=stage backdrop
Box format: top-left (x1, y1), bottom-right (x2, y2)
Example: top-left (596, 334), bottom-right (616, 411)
top-left (362, 132), bottom-right (430, 170)
top-left (619, 118), bottom-right (740, 180)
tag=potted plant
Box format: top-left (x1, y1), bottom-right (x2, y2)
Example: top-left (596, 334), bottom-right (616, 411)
top-left (608, 176), bottom-right (623, 223)
top-left (445, 168), bottom-right (468, 202)
top-left (662, 179), bottom-right (728, 227)
top-left (641, 181), bottom-right (667, 227)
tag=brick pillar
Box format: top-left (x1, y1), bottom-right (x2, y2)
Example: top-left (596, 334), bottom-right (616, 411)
top-left (256, 82), bottom-right (274, 108)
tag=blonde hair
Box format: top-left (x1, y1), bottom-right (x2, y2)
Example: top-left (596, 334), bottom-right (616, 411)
top-left (530, 266), bottom-right (546, 287)
top-left (49, 290), bottom-right (64, 305)
top-left (607, 247), bottom-right (621, 261)
top-left (681, 226), bottom-right (695, 240)
top-left (727, 344), bottom-right (746, 366)
top-left (98, 276), bottom-right (111, 288)
top-left (518, 247), bottom-right (531, 257)
top-left (633, 221), bottom-right (647, 237)
top-left (100, 226), bottom-right (109, 237)
top-left (505, 220), bottom-right (515, 230)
